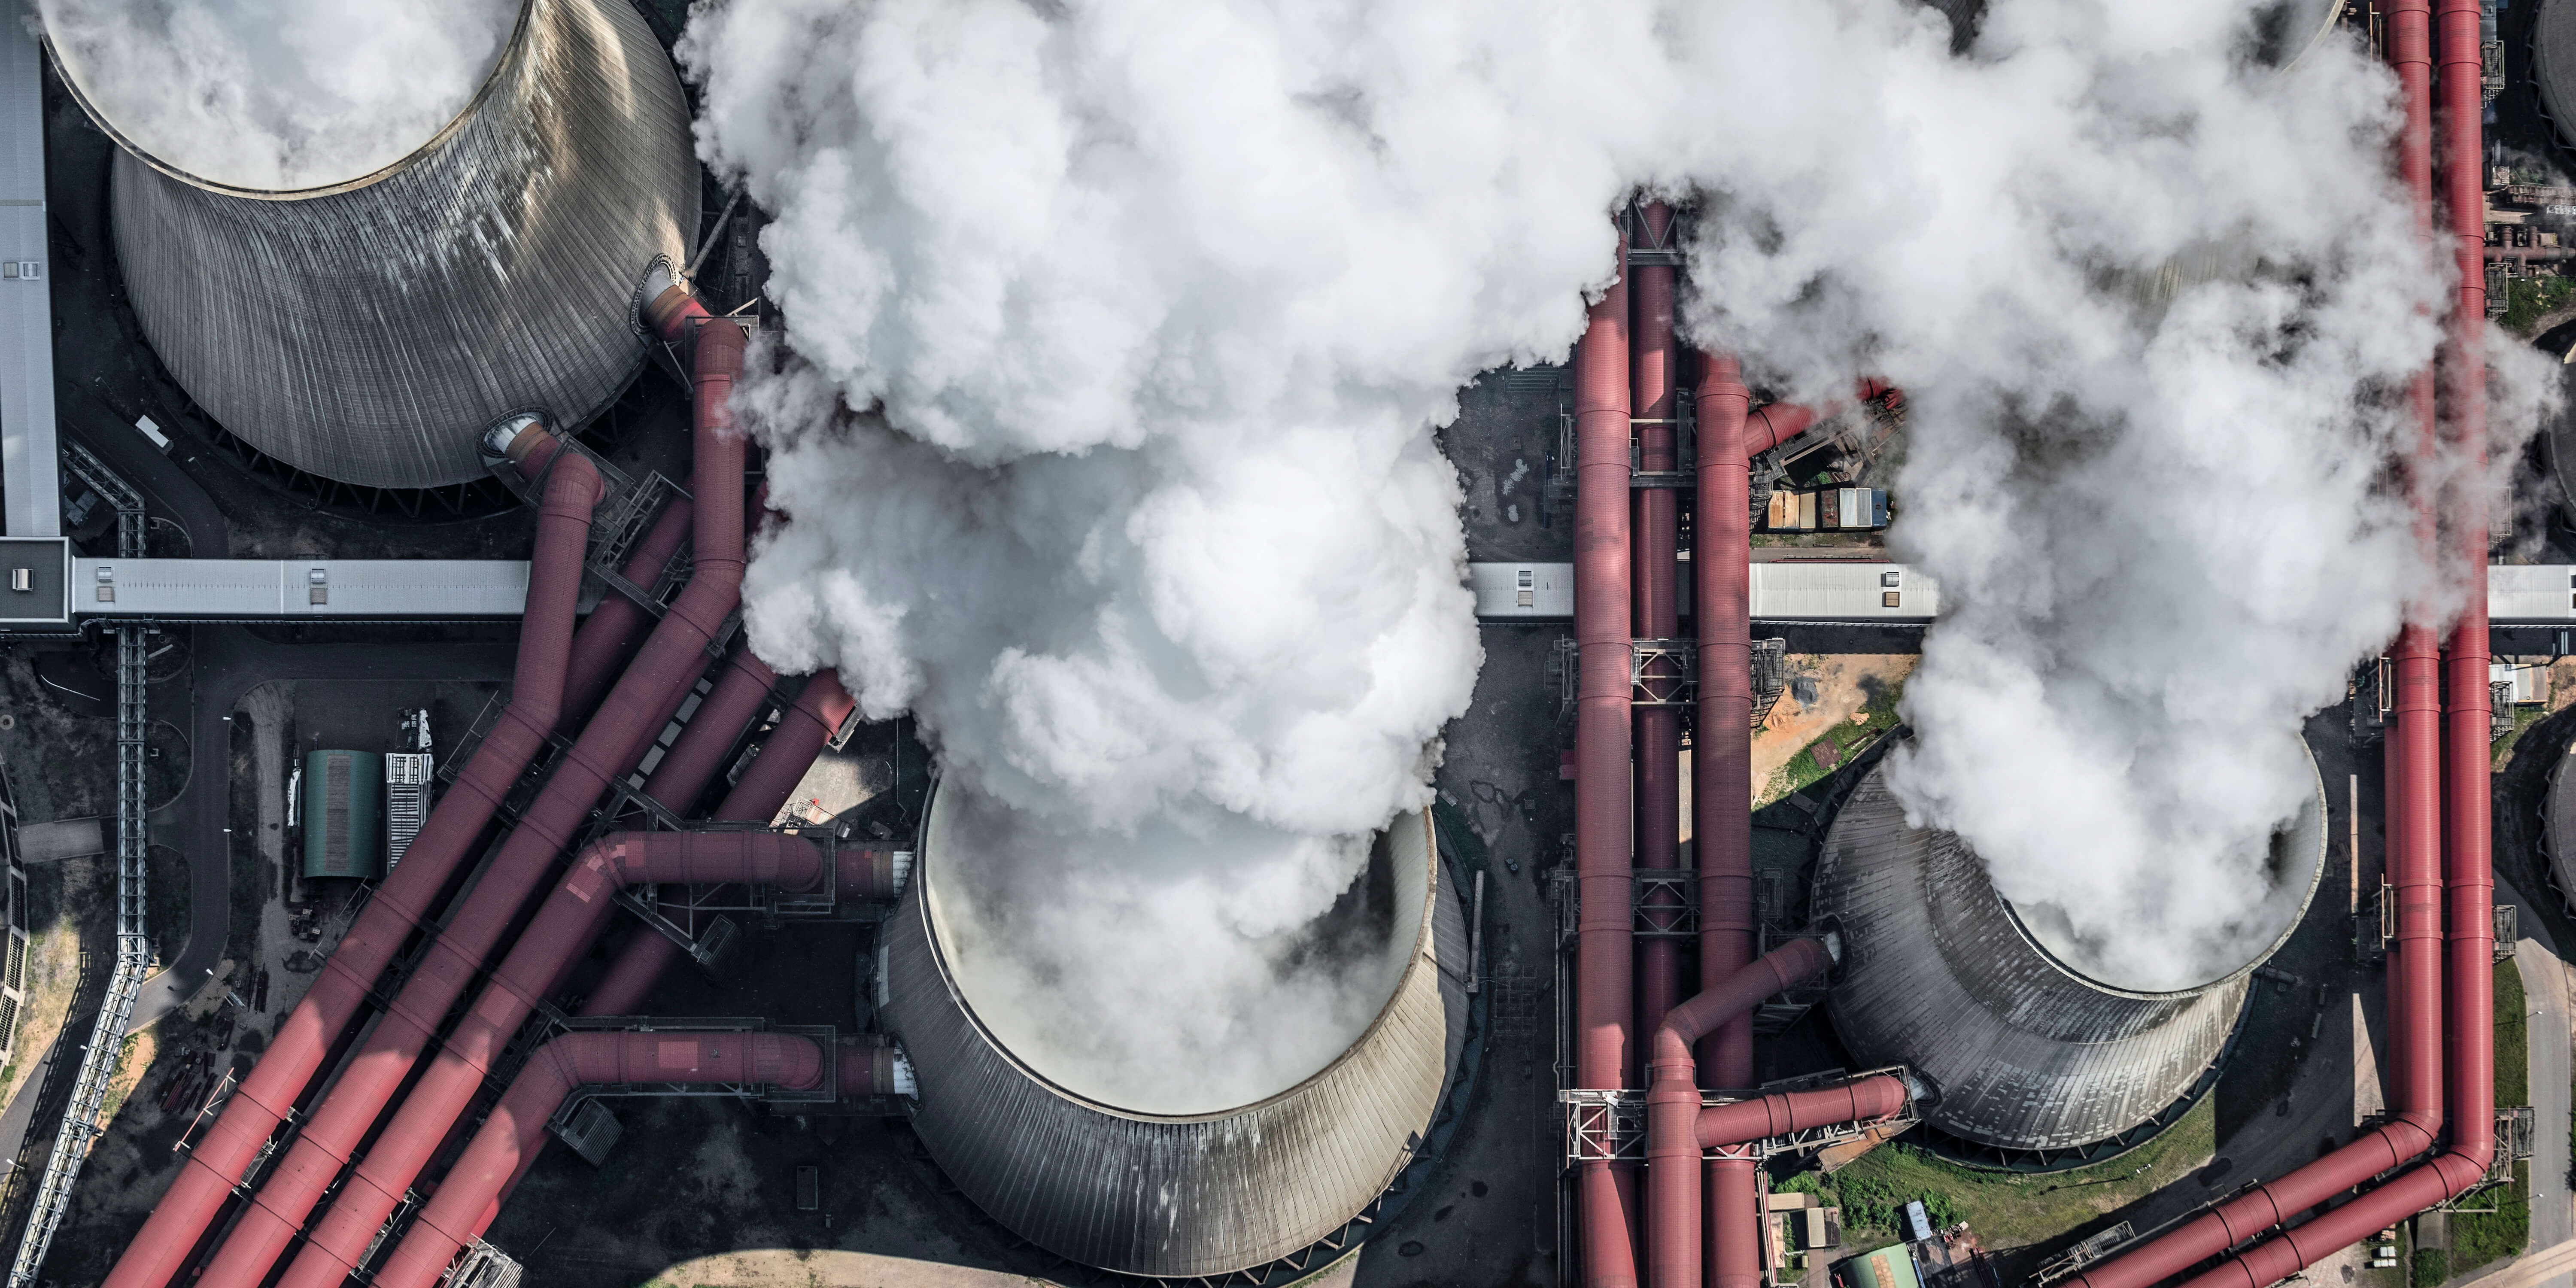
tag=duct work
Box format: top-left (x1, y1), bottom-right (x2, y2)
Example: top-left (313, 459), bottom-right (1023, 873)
top-left (57, 0), bottom-right (697, 488)
top-left (376, 1030), bottom-right (896, 1288)
top-left (881, 790), bottom-right (1468, 1278)
top-left (99, 421), bottom-right (601, 1288)
top-left (2067, 2), bottom-right (2497, 1285)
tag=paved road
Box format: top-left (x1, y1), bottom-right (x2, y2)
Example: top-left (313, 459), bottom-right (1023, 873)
top-left (134, 628), bottom-right (518, 1025)
top-left (2464, 1237), bottom-right (2576, 1288)
top-left (0, 631), bottom-right (517, 1183)
top-left (2509, 874), bottom-right (2576, 1281)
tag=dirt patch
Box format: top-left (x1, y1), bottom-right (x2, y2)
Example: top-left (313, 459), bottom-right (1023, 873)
top-left (641, 1249), bottom-right (1046, 1287)
top-left (1751, 655), bottom-right (1916, 807)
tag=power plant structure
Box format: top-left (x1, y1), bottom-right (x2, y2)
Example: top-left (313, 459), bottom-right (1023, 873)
top-left (0, 0), bottom-right (2528, 1284)
top-left (57, 0), bottom-right (697, 490)
top-left (1813, 755), bottom-right (2327, 1160)
top-left (884, 790), bottom-right (1473, 1278)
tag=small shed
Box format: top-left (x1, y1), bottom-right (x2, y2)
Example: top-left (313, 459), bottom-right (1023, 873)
top-left (1836, 1245), bottom-right (1923, 1288)
top-left (302, 750), bottom-right (385, 880)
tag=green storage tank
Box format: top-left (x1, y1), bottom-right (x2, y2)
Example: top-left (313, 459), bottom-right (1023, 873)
top-left (302, 750), bottom-right (385, 880)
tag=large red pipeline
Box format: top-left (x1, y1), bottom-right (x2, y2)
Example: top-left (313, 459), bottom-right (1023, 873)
top-left (1646, 938), bottom-right (1835, 1288)
top-left (277, 830), bottom-right (900, 1285)
top-left (640, 646), bottom-right (778, 808)
top-left (184, 295), bottom-right (753, 1288)
top-left (563, 496), bottom-right (696, 725)
top-left (2070, 5), bottom-right (2495, 1285)
top-left (1742, 381), bottom-right (1900, 458)
top-left (452, 668), bottom-right (860, 1245)
top-left (1690, 352), bottom-right (1761, 1288)
top-left (1576, 232), bottom-right (1642, 1288)
top-left (100, 427), bottom-right (603, 1288)
top-left (1632, 204), bottom-right (1688, 1095)
top-left (374, 1030), bottom-right (889, 1288)
top-left (720, 671), bottom-right (858, 822)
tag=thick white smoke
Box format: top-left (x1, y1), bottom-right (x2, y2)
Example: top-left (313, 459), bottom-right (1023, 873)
top-left (34, 0), bottom-right (515, 190)
top-left (685, 0), bottom-right (2533, 1087)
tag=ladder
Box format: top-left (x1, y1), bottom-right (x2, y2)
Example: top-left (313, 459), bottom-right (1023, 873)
top-left (8, 462), bottom-right (152, 1286)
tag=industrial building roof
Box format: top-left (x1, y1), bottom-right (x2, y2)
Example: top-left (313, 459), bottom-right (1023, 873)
top-left (0, 14), bottom-right (54, 539)
top-left (1476, 561), bottom-right (2576, 628)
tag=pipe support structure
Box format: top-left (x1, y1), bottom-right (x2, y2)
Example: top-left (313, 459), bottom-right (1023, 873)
top-left (2069, 5), bottom-right (2494, 1284)
top-left (1644, 937), bottom-right (1836, 1288)
top-left (372, 1030), bottom-right (886, 1288)
top-left (101, 428), bottom-right (602, 1288)
top-left (183, 295), bottom-right (753, 1288)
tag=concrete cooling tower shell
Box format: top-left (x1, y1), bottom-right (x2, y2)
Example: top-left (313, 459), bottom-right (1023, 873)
top-left (881, 791), bottom-right (1471, 1278)
top-left (1812, 753), bottom-right (2326, 1154)
top-left (67, 0), bottom-right (696, 489)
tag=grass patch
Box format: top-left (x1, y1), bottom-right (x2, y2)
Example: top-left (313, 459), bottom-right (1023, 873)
top-left (2497, 958), bottom-right (2529, 1108)
top-left (2495, 705), bottom-right (2549, 771)
top-left (2448, 962), bottom-right (2535, 1273)
top-left (2503, 273), bottom-right (2576, 336)
top-left (2454, 1162), bottom-right (2532, 1272)
top-left (2412, 1245), bottom-right (2446, 1288)
top-left (1793, 1096), bottom-right (2215, 1251)
top-left (1763, 668), bottom-right (1907, 804)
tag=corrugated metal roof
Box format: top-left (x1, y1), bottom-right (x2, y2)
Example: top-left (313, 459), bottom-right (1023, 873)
top-left (73, 558), bottom-right (527, 619)
top-left (1467, 560), bottom-right (1937, 623)
top-left (0, 13), bottom-right (55, 537)
top-left (90, 0), bottom-right (696, 488)
top-left (1813, 757), bottom-right (2323, 1151)
top-left (884, 798), bottom-right (1469, 1277)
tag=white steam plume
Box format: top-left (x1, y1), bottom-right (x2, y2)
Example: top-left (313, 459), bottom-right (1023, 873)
top-left (33, 0), bottom-right (516, 190)
top-left (685, 0), bottom-right (2535, 1094)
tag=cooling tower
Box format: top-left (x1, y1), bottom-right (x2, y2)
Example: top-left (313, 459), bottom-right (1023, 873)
top-left (1812, 749), bottom-right (2326, 1154)
top-left (58, 0), bottom-right (696, 489)
top-left (881, 787), bottom-right (1471, 1278)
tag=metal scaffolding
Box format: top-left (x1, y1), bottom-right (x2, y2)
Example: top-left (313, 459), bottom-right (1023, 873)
top-left (8, 458), bottom-right (150, 1286)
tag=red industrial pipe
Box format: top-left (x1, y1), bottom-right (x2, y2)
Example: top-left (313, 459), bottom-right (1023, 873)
top-left (720, 671), bottom-right (858, 822)
top-left (1690, 351), bottom-right (1762, 1288)
top-left (1575, 229), bottom-right (1641, 1288)
top-left (562, 495), bottom-right (696, 725)
top-left (1742, 380), bottom-right (1901, 457)
top-left (1645, 937), bottom-right (1835, 1288)
top-left (456, 668), bottom-right (860, 1244)
top-left (276, 830), bottom-right (901, 1286)
top-left (184, 293), bottom-right (754, 1288)
top-left (100, 426), bottom-right (603, 1288)
top-left (639, 646), bottom-right (778, 808)
top-left (2071, 5), bottom-right (2496, 1284)
top-left (373, 1030), bottom-right (887, 1288)
top-left (1693, 1076), bottom-right (1907, 1152)
top-left (1631, 203), bottom-right (1687, 1086)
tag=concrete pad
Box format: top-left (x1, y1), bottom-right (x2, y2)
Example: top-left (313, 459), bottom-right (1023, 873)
top-left (16, 815), bottom-right (100, 863)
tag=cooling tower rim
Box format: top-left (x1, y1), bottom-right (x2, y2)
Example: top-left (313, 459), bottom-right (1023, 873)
top-left (43, 0), bottom-right (536, 201)
top-left (1977, 742), bottom-right (2328, 1002)
top-left (909, 777), bottom-right (1445, 1126)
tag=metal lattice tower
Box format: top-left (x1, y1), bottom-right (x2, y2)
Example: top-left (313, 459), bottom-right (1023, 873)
top-left (9, 461), bottom-right (150, 1286)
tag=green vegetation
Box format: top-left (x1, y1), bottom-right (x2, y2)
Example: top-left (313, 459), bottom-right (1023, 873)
top-left (2502, 273), bottom-right (2576, 336)
top-left (2437, 959), bottom-right (2535, 1276)
top-left (2494, 705), bottom-right (2550, 771)
top-left (2497, 959), bottom-right (2528, 1108)
top-left (1763, 669), bottom-right (1907, 804)
top-left (2412, 1246), bottom-right (2445, 1288)
top-left (1795, 1096), bottom-right (2215, 1250)
top-left (2453, 1163), bottom-right (2532, 1274)
top-left (1431, 798), bottom-right (1491, 876)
